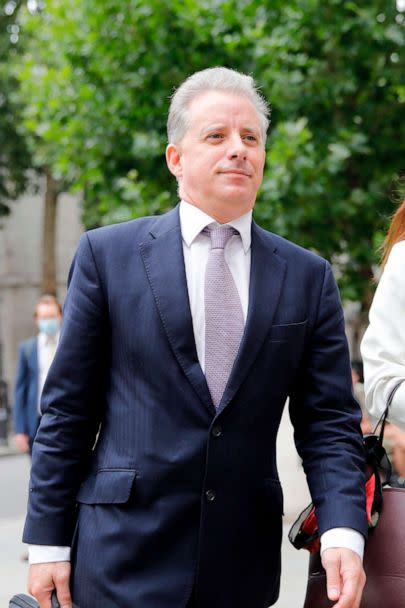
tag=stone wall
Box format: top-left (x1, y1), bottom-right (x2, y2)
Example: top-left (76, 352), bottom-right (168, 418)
top-left (0, 177), bottom-right (83, 393)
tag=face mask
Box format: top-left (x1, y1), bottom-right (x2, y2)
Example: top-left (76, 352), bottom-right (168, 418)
top-left (38, 318), bottom-right (61, 336)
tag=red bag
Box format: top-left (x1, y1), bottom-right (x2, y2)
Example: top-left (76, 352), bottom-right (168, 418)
top-left (288, 469), bottom-right (382, 553)
top-left (288, 430), bottom-right (390, 552)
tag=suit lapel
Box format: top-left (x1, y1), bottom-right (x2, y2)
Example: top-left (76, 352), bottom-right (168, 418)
top-left (219, 222), bottom-right (287, 410)
top-left (139, 206), bottom-right (215, 414)
top-left (30, 338), bottom-right (39, 399)
top-left (28, 337), bottom-right (38, 372)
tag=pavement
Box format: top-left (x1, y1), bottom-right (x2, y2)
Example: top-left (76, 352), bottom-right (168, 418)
top-left (0, 436), bottom-right (19, 458)
top-left (0, 449), bottom-right (310, 607)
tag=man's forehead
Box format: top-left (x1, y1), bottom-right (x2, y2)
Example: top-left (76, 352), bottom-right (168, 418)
top-left (36, 302), bottom-right (60, 315)
top-left (187, 90), bottom-right (261, 125)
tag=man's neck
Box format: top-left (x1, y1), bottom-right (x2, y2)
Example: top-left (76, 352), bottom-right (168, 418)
top-left (181, 198), bottom-right (253, 224)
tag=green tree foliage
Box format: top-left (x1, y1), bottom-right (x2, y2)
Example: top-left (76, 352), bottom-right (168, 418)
top-left (15, 0), bottom-right (405, 304)
top-left (255, 1), bottom-right (405, 304)
top-left (0, 0), bottom-right (32, 216)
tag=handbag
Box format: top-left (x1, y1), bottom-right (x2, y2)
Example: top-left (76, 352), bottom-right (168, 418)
top-left (9, 592), bottom-right (79, 608)
top-left (9, 596), bottom-right (39, 608)
top-left (290, 381), bottom-right (405, 608)
top-left (303, 486), bottom-right (405, 607)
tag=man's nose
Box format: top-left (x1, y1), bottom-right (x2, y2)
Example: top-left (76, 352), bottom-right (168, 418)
top-left (227, 134), bottom-right (247, 160)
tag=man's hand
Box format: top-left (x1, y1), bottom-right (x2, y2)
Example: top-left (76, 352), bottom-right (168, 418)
top-left (14, 433), bottom-right (30, 454)
top-left (28, 562), bottom-right (72, 608)
top-left (321, 547), bottom-right (366, 608)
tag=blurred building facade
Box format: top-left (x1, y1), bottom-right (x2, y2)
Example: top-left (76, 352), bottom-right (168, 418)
top-left (0, 176), bottom-right (82, 396)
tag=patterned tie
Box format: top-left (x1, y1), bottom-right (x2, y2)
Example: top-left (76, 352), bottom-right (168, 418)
top-left (204, 225), bottom-right (245, 408)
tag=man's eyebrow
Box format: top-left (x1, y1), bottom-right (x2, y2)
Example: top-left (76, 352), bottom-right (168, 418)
top-left (200, 124), bottom-right (262, 135)
top-left (200, 124), bottom-right (227, 135)
top-left (241, 126), bottom-right (262, 135)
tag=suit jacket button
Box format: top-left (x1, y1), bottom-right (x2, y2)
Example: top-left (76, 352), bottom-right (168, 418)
top-left (206, 489), bottom-right (216, 502)
top-left (212, 425), bottom-right (222, 438)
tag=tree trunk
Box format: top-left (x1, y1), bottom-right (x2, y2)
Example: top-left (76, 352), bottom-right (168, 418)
top-left (41, 168), bottom-right (59, 296)
top-left (347, 263), bottom-right (376, 360)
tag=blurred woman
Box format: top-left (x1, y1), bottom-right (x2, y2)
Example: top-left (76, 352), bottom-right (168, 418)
top-left (361, 197), bottom-right (405, 429)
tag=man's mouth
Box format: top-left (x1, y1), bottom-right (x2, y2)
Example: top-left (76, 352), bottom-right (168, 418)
top-left (219, 169), bottom-right (251, 177)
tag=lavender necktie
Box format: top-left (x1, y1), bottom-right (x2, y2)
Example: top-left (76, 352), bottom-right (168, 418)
top-left (204, 225), bottom-right (244, 408)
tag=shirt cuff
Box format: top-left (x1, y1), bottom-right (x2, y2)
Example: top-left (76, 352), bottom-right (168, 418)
top-left (320, 528), bottom-right (364, 560)
top-left (29, 545), bottom-right (71, 564)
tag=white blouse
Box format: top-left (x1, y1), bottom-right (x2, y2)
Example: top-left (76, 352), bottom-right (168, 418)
top-left (361, 240), bottom-right (405, 428)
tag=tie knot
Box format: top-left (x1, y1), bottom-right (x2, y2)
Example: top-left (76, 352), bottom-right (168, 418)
top-left (204, 225), bottom-right (238, 250)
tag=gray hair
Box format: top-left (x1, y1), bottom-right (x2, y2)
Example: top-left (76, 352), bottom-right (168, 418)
top-left (167, 67), bottom-right (270, 144)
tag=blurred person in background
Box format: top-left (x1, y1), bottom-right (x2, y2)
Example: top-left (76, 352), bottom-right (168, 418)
top-left (351, 360), bottom-right (372, 435)
top-left (13, 294), bottom-right (62, 455)
top-left (24, 67), bottom-right (366, 608)
top-left (383, 423), bottom-right (405, 486)
top-left (353, 355), bottom-right (405, 483)
top-left (361, 196), bottom-right (405, 431)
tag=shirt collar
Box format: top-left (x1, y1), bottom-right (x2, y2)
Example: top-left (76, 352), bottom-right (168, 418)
top-left (179, 199), bottom-right (252, 253)
top-left (38, 331), bottom-right (59, 345)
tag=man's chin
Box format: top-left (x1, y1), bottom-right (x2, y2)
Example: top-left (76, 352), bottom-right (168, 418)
top-left (218, 187), bottom-right (256, 206)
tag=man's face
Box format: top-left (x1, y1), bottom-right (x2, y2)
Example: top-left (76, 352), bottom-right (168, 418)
top-left (35, 302), bottom-right (62, 336)
top-left (36, 302), bottom-right (61, 322)
top-left (166, 90), bottom-right (266, 221)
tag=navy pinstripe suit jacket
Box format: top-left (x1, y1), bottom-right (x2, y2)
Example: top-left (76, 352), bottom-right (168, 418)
top-left (24, 205), bottom-right (367, 608)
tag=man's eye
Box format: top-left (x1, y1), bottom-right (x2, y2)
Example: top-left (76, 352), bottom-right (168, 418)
top-left (244, 134), bottom-right (257, 141)
top-left (208, 133), bottom-right (224, 140)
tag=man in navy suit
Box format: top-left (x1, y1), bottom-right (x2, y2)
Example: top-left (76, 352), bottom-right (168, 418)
top-left (13, 294), bottom-right (62, 455)
top-left (25, 68), bottom-right (367, 608)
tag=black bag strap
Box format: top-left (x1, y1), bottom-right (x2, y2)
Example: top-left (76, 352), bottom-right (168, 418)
top-left (373, 380), bottom-right (405, 445)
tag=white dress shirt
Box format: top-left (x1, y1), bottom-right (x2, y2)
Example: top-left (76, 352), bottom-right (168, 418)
top-left (37, 331), bottom-right (59, 414)
top-left (180, 199), bottom-right (251, 371)
top-left (29, 200), bottom-right (363, 563)
top-left (361, 240), bottom-right (405, 427)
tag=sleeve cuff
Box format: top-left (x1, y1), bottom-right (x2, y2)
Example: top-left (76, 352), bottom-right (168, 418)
top-left (29, 545), bottom-right (71, 564)
top-left (320, 528), bottom-right (364, 560)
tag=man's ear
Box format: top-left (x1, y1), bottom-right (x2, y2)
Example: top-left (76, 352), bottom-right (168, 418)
top-left (166, 143), bottom-right (183, 178)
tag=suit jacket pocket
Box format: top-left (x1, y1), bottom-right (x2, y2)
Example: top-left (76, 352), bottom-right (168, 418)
top-left (76, 469), bottom-right (137, 504)
top-left (268, 319), bottom-right (308, 343)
